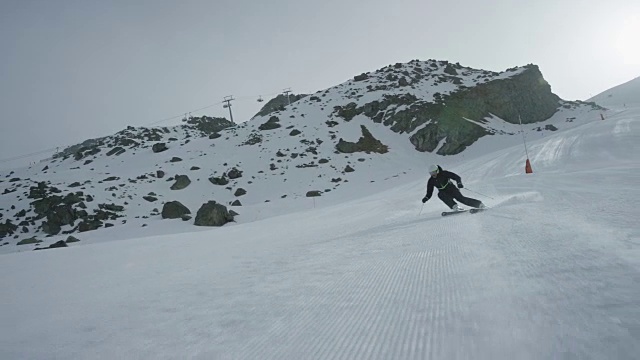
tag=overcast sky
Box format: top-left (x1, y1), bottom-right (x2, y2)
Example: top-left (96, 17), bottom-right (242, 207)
top-left (1, 0), bottom-right (639, 166)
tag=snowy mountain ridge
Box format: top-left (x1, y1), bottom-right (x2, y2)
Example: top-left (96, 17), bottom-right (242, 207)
top-left (0, 59), bottom-right (606, 252)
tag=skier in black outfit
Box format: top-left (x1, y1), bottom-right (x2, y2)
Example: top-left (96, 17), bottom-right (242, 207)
top-left (421, 164), bottom-right (486, 211)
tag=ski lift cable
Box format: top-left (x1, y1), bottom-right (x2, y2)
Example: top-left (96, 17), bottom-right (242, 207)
top-left (0, 88), bottom-right (295, 164)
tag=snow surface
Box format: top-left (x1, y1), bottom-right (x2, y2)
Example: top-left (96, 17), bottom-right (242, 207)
top-left (589, 76), bottom-right (640, 108)
top-left (1, 98), bottom-right (639, 358)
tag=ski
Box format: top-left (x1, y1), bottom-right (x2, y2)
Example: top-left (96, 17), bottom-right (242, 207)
top-left (469, 208), bottom-right (487, 214)
top-left (441, 210), bottom-right (468, 216)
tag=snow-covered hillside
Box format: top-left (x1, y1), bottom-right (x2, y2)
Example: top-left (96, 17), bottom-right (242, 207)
top-left (1, 86), bottom-right (639, 359)
top-left (0, 60), bottom-right (604, 251)
top-left (589, 76), bottom-right (640, 108)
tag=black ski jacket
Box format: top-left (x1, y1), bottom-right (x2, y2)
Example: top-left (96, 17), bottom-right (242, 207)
top-left (425, 165), bottom-right (462, 198)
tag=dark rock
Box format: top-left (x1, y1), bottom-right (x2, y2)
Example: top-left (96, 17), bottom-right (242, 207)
top-left (156, 170), bottom-right (165, 178)
top-left (194, 201), bottom-right (234, 227)
top-left (143, 196), bottom-right (158, 202)
top-left (103, 176), bottom-right (120, 182)
top-left (78, 220), bottom-right (102, 232)
top-left (170, 157), bottom-right (182, 162)
top-left (0, 220), bottom-right (18, 238)
top-left (306, 191), bottom-right (322, 197)
top-left (242, 133), bottom-right (262, 145)
top-left (209, 133), bottom-right (222, 139)
top-left (208, 176), bottom-right (229, 186)
top-left (17, 236), bottom-right (41, 245)
top-left (42, 220), bottom-right (61, 235)
top-left (227, 168), bottom-right (243, 179)
top-left (253, 93), bottom-right (307, 118)
top-left (66, 235), bottom-right (81, 243)
top-left (345, 165), bottom-right (355, 173)
top-left (289, 129), bottom-right (301, 136)
top-left (354, 73), bottom-right (369, 81)
top-left (63, 193), bottom-right (83, 205)
top-left (190, 166), bottom-right (200, 171)
top-left (336, 125), bottom-right (388, 154)
top-left (184, 116), bottom-right (234, 135)
top-left (258, 116), bottom-right (282, 130)
top-left (99, 203), bottom-right (124, 212)
top-left (106, 147), bottom-right (126, 156)
top-left (152, 143), bottom-right (168, 153)
top-left (234, 188), bottom-right (247, 197)
top-left (231, 200), bottom-right (242, 206)
top-left (170, 175), bottom-right (191, 190)
top-left (161, 201), bottom-right (191, 219)
top-left (34, 240), bottom-right (68, 250)
top-left (181, 215), bottom-right (192, 221)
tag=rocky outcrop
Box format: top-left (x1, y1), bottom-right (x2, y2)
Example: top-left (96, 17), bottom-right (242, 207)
top-left (258, 116), bottom-right (281, 131)
top-left (18, 182), bottom-right (123, 236)
top-left (253, 94), bottom-right (308, 118)
top-left (333, 65), bottom-right (562, 155)
top-left (0, 220), bottom-right (18, 239)
top-left (184, 116), bottom-right (234, 135)
top-left (336, 125), bottom-right (388, 154)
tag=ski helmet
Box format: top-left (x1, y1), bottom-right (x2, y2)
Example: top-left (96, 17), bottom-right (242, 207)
top-left (428, 164), bottom-right (439, 175)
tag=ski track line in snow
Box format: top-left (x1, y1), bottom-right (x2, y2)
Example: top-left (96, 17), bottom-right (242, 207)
top-left (222, 214), bottom-right (503, 359)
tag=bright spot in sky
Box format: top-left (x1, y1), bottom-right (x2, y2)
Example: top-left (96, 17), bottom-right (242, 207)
top-left (613, 14), bottom-right (640, 65)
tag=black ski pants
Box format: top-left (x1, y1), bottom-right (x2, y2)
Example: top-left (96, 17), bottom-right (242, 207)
top-left (437, 186), bottom-right (482, 209)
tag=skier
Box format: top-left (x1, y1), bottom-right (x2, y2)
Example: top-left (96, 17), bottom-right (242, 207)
top-left (421, 164), bottom-right (486, 211)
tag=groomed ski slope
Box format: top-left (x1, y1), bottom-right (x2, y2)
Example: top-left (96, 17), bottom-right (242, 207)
top-left (1, 108), bottom-right (639, 359)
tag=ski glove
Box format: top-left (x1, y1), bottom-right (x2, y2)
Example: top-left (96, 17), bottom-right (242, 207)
top-left (421, 196), bottom-right (429, 203)
top-left (457, 182), bottom-right (464, 189)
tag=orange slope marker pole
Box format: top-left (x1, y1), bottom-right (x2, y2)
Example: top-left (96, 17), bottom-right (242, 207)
top-left (519, 115), bottom-right (533, 174)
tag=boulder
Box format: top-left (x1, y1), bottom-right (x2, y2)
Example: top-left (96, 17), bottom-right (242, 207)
top-left (227, 168), bottom-right (243, 179)
top-left (208, 176), bottom-right (229, 186)
top-left (194, 201), bottom-right (234, 227)
top-left (66, 235), bottom-right (81, 243)
top-left (170, 175), bottom-right (191, 190)
top-left (161, 201), bottom-right (191, 219)
top-left (152, 142), bottom-right (168, 153)
top-left (17, 236), bottom-right (41, 245)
